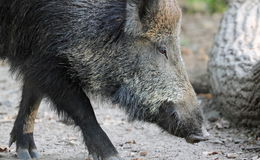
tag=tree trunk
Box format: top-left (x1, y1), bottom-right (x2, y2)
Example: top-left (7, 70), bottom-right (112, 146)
top-left (208, 0), bottom-right (260, 126)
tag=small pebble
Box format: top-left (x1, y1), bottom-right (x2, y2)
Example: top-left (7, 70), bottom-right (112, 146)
top-left (129, 152), bottom-right (136, 157)
top-left (122, 146), bottom-right (132, 149)
top-left (226, 153), bottom-right (238, 159)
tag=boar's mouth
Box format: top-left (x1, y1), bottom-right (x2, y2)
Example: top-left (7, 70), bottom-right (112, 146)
top-left (185, 134), bottom-right (208, 144)
top-left (185, 125), bottom-right (209, 143)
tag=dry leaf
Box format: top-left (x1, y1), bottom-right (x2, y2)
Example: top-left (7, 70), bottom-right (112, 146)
top-left (0, 147), bottom-right (9, 152)
top-left (139, 151), bottom-right (148, 157)
top-left (125, 140), bottom-right (136, 144)
top-left (203, 151), bottom-right (220, 156)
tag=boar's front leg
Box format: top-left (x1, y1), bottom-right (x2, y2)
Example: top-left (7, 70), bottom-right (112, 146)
top-left (9, 81), bottom-right (42, 160)
top-left (48, 88), bottom-right (122, 160)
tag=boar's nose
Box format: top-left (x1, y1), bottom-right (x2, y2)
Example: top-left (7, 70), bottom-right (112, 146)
top-left (185, 134), bottom-right (208, 144)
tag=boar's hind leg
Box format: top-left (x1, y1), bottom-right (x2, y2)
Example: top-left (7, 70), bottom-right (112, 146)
top-left (10, 81), bottom-right (42, 160)
top-left (48, 88), bottom-right (122, 160)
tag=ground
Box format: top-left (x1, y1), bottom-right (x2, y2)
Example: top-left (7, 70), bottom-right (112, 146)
top-left (0, 13), bottom-right (260, 160)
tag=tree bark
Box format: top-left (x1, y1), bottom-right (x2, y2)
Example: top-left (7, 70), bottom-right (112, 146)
top-left (208, 0), bottom-right (260, 126)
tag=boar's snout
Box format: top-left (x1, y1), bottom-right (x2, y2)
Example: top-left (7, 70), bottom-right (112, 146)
top-left (156, 101), bottom-right (208, 143)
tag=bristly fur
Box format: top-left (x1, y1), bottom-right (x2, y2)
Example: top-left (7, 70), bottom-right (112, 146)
top-left (1, 0), bottom-right (204, 144)
top-left (112, 86), bottom-right (157, 122)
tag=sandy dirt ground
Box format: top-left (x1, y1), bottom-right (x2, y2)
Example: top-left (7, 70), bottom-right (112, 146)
top-left (0, 63), bottom-right (259, 160)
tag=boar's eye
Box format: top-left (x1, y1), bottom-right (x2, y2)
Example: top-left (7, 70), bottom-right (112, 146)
top-left (158, 46), bottom-right (168, 59)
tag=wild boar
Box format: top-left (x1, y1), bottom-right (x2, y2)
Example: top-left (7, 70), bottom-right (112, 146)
top-left (0, 0), bottom-right (207, 159)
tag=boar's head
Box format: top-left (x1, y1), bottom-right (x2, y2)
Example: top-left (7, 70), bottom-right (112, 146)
top-left (110, 0), bottom-right (208, 143)
top-left (71, 0), bottom-right (208, 143)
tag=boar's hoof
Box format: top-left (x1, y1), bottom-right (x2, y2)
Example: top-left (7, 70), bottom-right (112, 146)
top-left (185, 134), bottom-right (208, 144)
top-left (105, 155), bottom-right (124, 160)
top-left (88, 154), bottom-right (123, 160)
top-left (29, 149), bottom-right (40, 159)
top-left (88, 153), bottom-right (101, 160)
top-left (17, 148), bottom-right (31, 160)
top-left (17, 148), bottom-right (40, 160)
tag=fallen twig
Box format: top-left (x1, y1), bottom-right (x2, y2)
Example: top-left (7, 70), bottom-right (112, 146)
top-left (242, 146), bottom-right (260, 152)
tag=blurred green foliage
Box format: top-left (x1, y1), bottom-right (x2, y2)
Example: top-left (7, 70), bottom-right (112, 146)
top-left (185, 0), bottom-right (227, 13)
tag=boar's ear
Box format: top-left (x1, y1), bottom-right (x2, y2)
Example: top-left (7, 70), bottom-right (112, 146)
top-left (125, 0), bottom-right (182, 37)
top-left (125, 0), bottom-right (150, 36)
